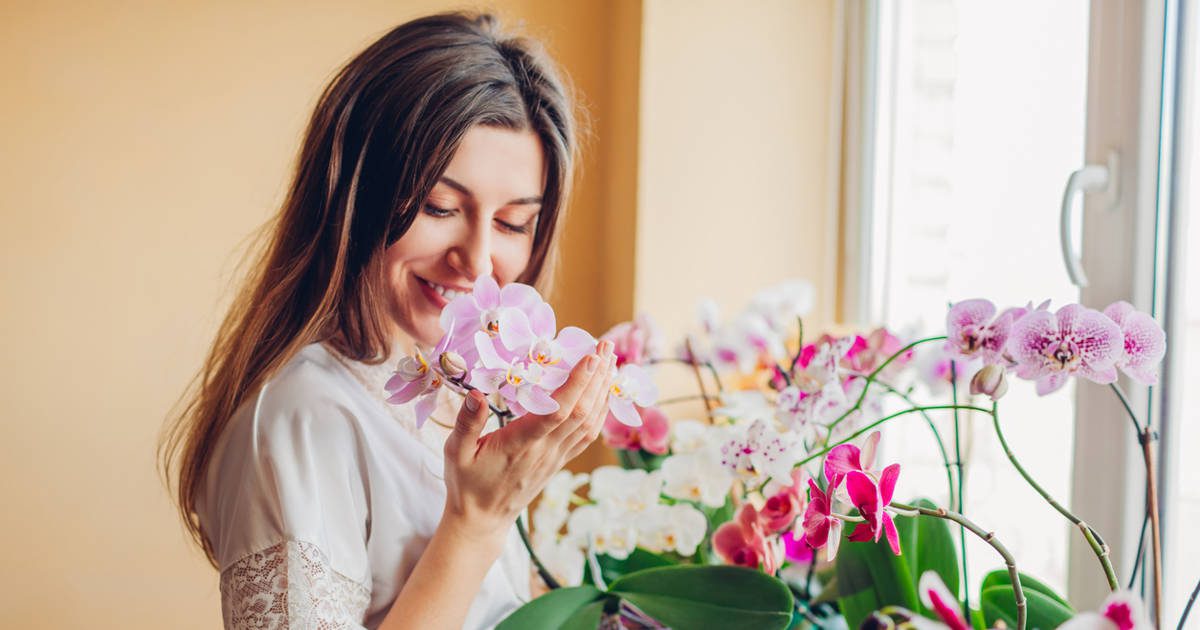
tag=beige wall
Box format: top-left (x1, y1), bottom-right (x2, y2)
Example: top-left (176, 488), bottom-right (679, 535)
top-left (0, 1), bottom-right (832, 626)
top-left (635, 0), bottom-right (836, 399)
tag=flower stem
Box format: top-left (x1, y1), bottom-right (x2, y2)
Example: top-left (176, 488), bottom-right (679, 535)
top-left (497, 415), bottom-right (561, 590)
top-left (989, 402), bottom-right (1119, 590)
top-left (1178, 572), bottom-right (1200, 630)
top-left (1109, 382), bottom-right (1162, 624)
top-left (685, 337), bottom-right (717, 423)
top-left (1108, 382), bottom-right (1144, 434)
top-left (950, 361), bottom-right (969, 615)
top-left (866, 377), bottom-right (957, 506)
top-left (655, 393), bottom-right (722, 407)
top-left (821, 336), bottom-right (948, 446)
top-left (795, 404), bottom-right (992, 468)
top-left (891, 501), bottom-right (1026, 630)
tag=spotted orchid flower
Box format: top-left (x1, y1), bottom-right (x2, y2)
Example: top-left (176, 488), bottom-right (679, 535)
top-left (1059, 590), bottom-right (1149, 629)
top-left (719, 419), bottom-right (801, 485)
top-left (945, 298), bottom-right (1019, 366)
top-left (607, 363), bottom-right (658, 427)
top-left (1103, 301), bottom-right (1166, 386)
top-left (1008, 303), bottom-right (1122, 395)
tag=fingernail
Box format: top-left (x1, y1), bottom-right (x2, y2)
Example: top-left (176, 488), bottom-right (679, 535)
top-left (585, 355), bottom-right (598, 372)
top-left (465, 391), bottom-right (481, 412)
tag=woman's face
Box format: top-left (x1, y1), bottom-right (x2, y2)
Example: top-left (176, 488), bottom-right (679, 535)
top-left (383, 125), bottom-right (546, 348)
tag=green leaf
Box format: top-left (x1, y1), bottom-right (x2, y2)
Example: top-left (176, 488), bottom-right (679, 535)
top-left (980, 585), bottom-right (1075, 630)
top-left (495, 585), bottom-right (604, 630)
top-left (609, 565), bottom-right (793, 629)
top-left (894, 497), bottom-right (961, 617)
top-left (969, 607), bottom-right (986, 630)
top-left (980, 569), bottom-right (1072, 609)
top-left (560, 599), bottom-right (609, 630)
top-left (834, 534), bottom-right (919, 629)
top-left (582, 548), bottom-right (676, 587)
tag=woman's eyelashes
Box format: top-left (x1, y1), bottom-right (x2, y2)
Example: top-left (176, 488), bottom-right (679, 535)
top-left (422, 203), bottom-right (534, 235)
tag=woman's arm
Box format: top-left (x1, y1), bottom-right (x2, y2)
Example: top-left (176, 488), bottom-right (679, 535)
top-left (377, 341), bottom-right (615, 629)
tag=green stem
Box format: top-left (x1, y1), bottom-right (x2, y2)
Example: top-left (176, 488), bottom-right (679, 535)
top-left (821, 336), bottom-right (948, 446)
top-left (1108, 382), bottom-right (1144, 434)
top-left (951, 361), bottom-right (969, 614)
top-left (498, 414), bottom-right (561, 590)
top-left (990, 402), bottom-right (1119, 590)
top-left (795, 404), bottom-right (992, 468)
top-left (892, 501), bottom-right (1026, 630)
top-left (867, 377), bottom-right (958, 524)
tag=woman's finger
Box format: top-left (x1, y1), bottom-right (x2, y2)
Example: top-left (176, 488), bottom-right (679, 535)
top-left (444, 390), bottom-right (490, 467)
top-left (546, 347), bottom-right (613, 445)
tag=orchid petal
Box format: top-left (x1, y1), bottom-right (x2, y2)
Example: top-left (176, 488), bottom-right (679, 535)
top-left (823, 443), bottom-right (863, 485)
top-left (1035, 372), bottom-right (1068, 396)
top-left (845, 470), bottom-right (882, 535)
top-left (413, 392), bottom-right (437, 428)
top-left (825, 519), bottom-right (842, 561)
top-left (474, 331), bottom-right (509, 369)
top-left (498, 281), bottom-right (540, 311)
top-left (609, 398), bottom-right (643, 427)
top-left (473, 275), bottom-right (500, 307)
top-left (499, 308), bottom-right (536, 354)
top-left (529, 301), bottom-right (557, 339)
top-left (556, 326), bottom-right (597, 366)
top-left (878, 463), bottom-right (901, 504)
top-left (519, 386), bottom-right (559, 416)
top-left (861, 431), bottom-right (881, 470)
top-left (882, 513), bottom-right (901, 555)
top-left (385, 378), bottom-right (426, 405)
top-left (920, 572), bottom-right (968, 630)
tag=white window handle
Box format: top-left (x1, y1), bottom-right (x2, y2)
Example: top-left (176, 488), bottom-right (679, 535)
top-left (1059, 150), bottom-right (1120, 287)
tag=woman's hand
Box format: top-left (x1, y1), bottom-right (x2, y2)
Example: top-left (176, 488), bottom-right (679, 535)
top-left (439, 339), bottom-right (616, 544)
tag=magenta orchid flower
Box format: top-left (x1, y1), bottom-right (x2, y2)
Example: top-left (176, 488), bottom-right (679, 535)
top-left (846, 464), bottom-right (901, 555)
top-left (781, 530), bottom-right (815, 564)
top-left (607, 363), bottom-right (658, 427)
top-left (1102, 301), bottom-right (1166, 386)
top-left (919, 571), bottom-right (969, 630)
top-left (1059, 590), bottom-right (1149, 630)
top-left (823, 430), bottom-right (881, 488)
top-left (801, 478), bottom-right (844, 561)
top-left (1008, 303), bottom-right (1122, 395)
top-left (602, 405), bottom-right (670, 454)
top-left (945, 298), bottom-right (1018, 366)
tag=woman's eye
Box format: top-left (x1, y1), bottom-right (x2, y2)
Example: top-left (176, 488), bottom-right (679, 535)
top-left (423, 204), bottom-right (454, 218)
top-left (496, 219), bottom-right (532, 234)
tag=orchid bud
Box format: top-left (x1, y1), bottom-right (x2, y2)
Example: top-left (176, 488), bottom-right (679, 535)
top-left (969, 364), bottom-right (1008, 400)
top-left (438, 351), bottom-right (467, 379)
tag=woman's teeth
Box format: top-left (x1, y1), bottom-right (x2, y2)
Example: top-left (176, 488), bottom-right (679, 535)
top-left (422, 278), bottom-right (467, 300)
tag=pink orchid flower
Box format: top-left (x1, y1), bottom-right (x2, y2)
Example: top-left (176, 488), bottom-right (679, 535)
top-left (600, 313), bottom-right (663, 367)
top-left (844, 328), bottom-right (912, 374)
top-left (438, 275), bottom-right (543, 364)
top-left (945, 298), bottom-right (1018, 366)
top-left (607, 363), bottom-right (658, 427)
top-left (602, 405), bottom-right (670, 454)
top-left (760, 469), bottom-right (807, 533)
top-left (1059, 590), bottom-right (1149, 630)
top-left (801, 478), bottom-right (844, 561)
top-left (495, 301), bottom-right (595, 374)
top-left (713, 503), bottom-right (782, 574)
top-left (1008, 303), bottom-right (1122, 395)
top-left (845, 464), bottom-right (901, 555)
top-left (1102, 301), bottom-right (1167, 386)
top-left (471, 330), bottom-right (567, 418)
top-left (384, 329), bottom-right (457, 427)
top-left (918, 571), bottom-right (969, 630)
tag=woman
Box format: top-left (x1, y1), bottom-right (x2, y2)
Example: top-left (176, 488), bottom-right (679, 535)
top-left (159, 12), bottom-right (613, 629)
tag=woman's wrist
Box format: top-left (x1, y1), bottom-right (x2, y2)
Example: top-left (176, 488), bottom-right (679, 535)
top-left (437, 505), bottom-right (511, 557)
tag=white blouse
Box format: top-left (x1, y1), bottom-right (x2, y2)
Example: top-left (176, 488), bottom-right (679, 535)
top-left (198, 343), bottom-right (532, 629)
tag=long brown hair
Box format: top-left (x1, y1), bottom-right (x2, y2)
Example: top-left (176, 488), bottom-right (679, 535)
top-left (159, 12), bottom-right (578, 566)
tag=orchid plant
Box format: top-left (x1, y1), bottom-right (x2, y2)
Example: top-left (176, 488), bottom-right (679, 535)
top-left (389, 276), bottom-right (1184, 630)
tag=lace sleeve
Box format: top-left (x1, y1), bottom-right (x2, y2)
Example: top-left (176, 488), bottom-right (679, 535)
top-left (220, 540), bottom-right (372, 630)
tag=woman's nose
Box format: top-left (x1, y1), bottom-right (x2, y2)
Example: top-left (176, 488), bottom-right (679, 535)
top-left (447, 225), bottom-right (493, 281)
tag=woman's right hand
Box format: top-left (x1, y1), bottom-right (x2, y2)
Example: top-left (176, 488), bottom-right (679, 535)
top-left (439, 339), bottom-right (616, 545)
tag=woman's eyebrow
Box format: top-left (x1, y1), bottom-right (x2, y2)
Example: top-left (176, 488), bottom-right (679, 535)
top-left (439, 176), bottom-right (542, 206)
